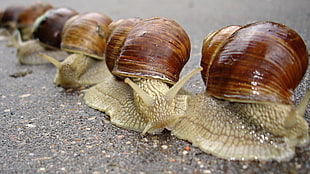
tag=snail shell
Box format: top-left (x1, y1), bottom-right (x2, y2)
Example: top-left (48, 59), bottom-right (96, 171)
top-left (33, 7), bottom-right (78, 49)
top-left (202, 21), bottom-right (308, 105)
top-left (15, 7), bottom-right (78, 65)
top-left (17, 1), bottom-right (53, 41)
top-left (0, 9), bottom-right (8, 39)
top-left (107, 17), bottom-right (191, 84)
top-left (41, 12), bottom-right (112, 88)
top-left (0, 9), bottom-right (4, 28)
top-left (171, 21), bottom-right (310, 161)
top-left (1, 5), bottom-right (25, 32)
top-left (61, 12), bottom-right (112, 60)
top-left (84, 17), bottom-right (198, 135)
top-left (105, 17), bottom-right (143, 72)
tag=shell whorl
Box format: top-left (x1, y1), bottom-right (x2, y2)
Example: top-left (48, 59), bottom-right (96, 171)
top-left (33, 7), bottom-right (78, 49)
top-left (201, 21), bottom-right (308, 105)
top-left (61, 12), bottom-right (112, 59)
top-left (106, 17), bottom-right (191, 84)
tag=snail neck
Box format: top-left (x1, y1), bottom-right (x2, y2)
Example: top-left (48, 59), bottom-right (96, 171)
top-left (9, 29), bottom-right (23, 48)
top-left (56, 53), bottom-right (90, 88)
top-left (130, 78), bottom-right (178, 135)
top-left (41, 53), bottom-right (88, 88)
top-left (124, 67), bottom-right (202, 135)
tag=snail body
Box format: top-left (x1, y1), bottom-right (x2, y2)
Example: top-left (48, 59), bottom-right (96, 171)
top-left (84, 17), bottom-right (199, 134)
top-left (41, 12), bottom-right (112, 88)
top-left (171, 21), bottom-right (310, 161)
top-left (15, 7), bottom-right (78, 65)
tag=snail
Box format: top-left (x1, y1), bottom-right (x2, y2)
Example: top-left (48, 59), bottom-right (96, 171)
top-left (0, 4), bottom-right (25, 42)
top-left (13, 7), bottom-right (78, 65)
top-left (170, 21), bottom-right (310, 161)
top-left (40, 12), bottom-right (112, 88)
top-left (84, 17), bottom-right (201, 135)
top-left (16, 1), bottom-right (53, 41)
top-left (0, 9), bottom-right (5, 37)
top-left (0, 4), bottom-right (25, 33)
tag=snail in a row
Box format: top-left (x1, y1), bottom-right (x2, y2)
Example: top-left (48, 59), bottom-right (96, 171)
top-left (0, 4), bottom-right (25, 34)
top-left (0, 1), bottom-right (52, 46)
top-left (172, 21), bottom-right (310, 161)
top-left (84, 17), bottom-right (200, 135)
top-left (16, 1), bottom-right (52, 41)
top-left (0, 4), bottom-right (25, 43)
top-left (84, 20), bottom-right (310, 161)
top-left (15, 7), bottom-right (78, 64)
top-left (40, 12), bottom-right (112, 88)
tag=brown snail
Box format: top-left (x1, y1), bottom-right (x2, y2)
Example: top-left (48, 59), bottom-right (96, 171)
top-left (0, 9), bottom-right (5, 37)
top-left (14, 7), bottom-right (78, 64)
top-left (0, 4), bottom-right (25, 33)
top-left (40, 12), bottom-right (112, 88)
top-left (171, 21), bottom-right (310, 161)
top-left (84, 17), bottom-right (201, 135)
top-left (0, 4), bottom-right (25, 43)
top-left (16, 1), bottom-right (53, 41)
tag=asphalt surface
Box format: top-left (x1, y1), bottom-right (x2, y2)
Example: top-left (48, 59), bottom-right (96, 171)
top-left (0, 0), bottom-right (310, 173)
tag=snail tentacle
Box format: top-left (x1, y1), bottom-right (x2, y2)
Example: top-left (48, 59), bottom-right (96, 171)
top-left (39, 53), bottom-right (61, 69)
top-left (165, 67), bottom-right (202, 102)
top-left (124, 78), bottom-right (154, 106)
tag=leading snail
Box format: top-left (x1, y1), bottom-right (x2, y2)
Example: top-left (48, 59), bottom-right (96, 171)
top-left (1, 2), bottom-right (52, 46)
top-left (41, 12), bottom-right (112, 88)
top-left (84, 17), bottom-right (200, 135)
top-left (0, 4), bottom-right (25, 43)
top-left (0, 4), bottom-right (25, 34)
top-left (171, 21), bottom-right (310, 161)
top-left (84, 20), bottom-right (309, 161)
top-left (15, 7), bottom-right (78, 64)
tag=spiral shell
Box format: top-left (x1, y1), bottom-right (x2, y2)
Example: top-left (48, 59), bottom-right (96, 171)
top-left (0, 9), bottom-right (4, 23)
top-left (61, 12), bottom-right (112, 59)
top-left (17, 1), bottom-right (52, 40)
top-left (1, 5), bottom-right (25, 30)
top-left (201, 25), bottom-right (241, 83)
top-left (105, 17), bottom-right (143, 72)
top-left (201, 21), bottom-right (308, 105)
top-left (33, 7), bottom-right (78, 49)
top-left (106, 17), bottom-right (191, 84)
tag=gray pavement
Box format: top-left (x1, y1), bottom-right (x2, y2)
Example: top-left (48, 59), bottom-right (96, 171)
top-left (0, 0), bottom-right (310, 173)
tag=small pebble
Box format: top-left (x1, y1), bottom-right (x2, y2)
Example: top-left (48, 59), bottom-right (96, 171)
top-left (169, 158), bottom-right (176, 162)
top-left (37, 168), bottom-right (46, 172)
top-left (182, 150), bottom-right (188, 155)
top-left (161, 145), bottom-right (168, 149)
top-left (203, 169), bottom-right (211, 174)
top-left (184, 146), bottom-right (191, 151)
top-left (26, 124), bottom-right (36, 128)
top-left (19, 94), bottom-right (31, 98)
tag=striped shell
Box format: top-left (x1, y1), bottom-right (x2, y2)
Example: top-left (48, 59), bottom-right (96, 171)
top-left (105, 17), bottom-right (143, 72)
top-left (61, 12), bottom-right (112, 59)
top-left (17, 2), bottom-right (52, 27)
top-left (201, 21), bottom-right (308, 105)
top-left (33, 7), bottom-right (78, 49)
top-left (1, 5), bottom-right (25, 30)
top-left (106, 17), bottom-right (191, 84)
top-left (17, 2), bottom-right (53, 40)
